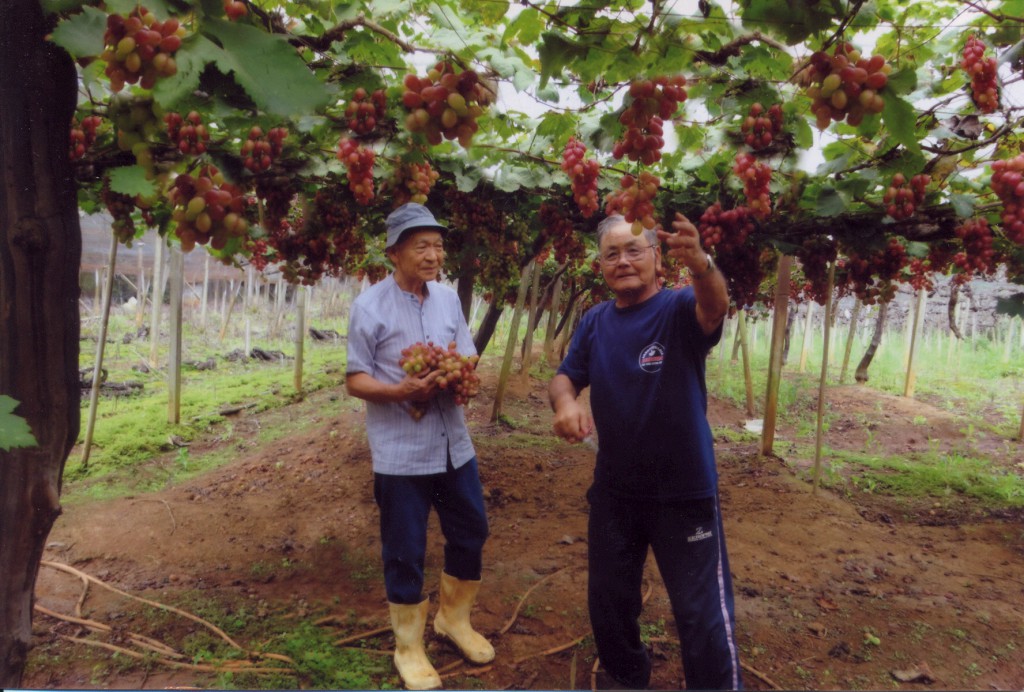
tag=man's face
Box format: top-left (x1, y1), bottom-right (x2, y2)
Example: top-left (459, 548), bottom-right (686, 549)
top-left (389, 229), bottom-right (445, 284)
top-left (599, 221), bottom-right (661, 300)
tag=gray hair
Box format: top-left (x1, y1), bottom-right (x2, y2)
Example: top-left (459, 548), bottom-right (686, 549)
top-left (595, 214), bottom-right (659, 248)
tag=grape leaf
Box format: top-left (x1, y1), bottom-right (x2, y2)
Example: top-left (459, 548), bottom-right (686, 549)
top-left (815, 186), bottom-right (847, 217)
top-left (537, 32), bottom-right (589, 89)
top-left (950, 193), bottom-right (976, 218)
top-left (108, 166), bottom-right (156, 197)
top-left (881, 95), bottom-right (922, 158)
top-left (196, 19), bottom-right (330, 118)
top-left (0, 396), bottom-right (37, 452)
top-left (49, 5), bottom-right (106, 59)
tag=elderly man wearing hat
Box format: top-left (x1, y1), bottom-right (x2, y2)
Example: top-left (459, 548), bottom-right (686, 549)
top-left (345, 202), bottom-right (493, 690)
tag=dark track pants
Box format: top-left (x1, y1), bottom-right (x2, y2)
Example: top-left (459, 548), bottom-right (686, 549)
top-left (587, 488), bottom-right (742, 690)
top-left (374, 457), bottom-right (489, 604)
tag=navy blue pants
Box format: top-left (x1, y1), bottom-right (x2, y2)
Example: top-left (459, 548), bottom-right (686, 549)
top-left (587, 487), bottom-right (742, 690)
top-left (374, 457), bottom-right (489, 604)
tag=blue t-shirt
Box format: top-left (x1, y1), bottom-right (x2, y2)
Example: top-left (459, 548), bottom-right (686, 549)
top-left (557, 287), bottom-right (722, 501)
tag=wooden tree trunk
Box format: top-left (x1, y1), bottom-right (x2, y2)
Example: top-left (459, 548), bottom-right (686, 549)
top-left (798, 301), bottom-right (814, 373)
top-left (167, 247), bottom-right (184, 424)
top-left (737, 309), bottom-right (755, 417)
top-left (518, 259), bottom-right (543, 379)
top-left (80, 234), bottom-right (118, 469)
top-left (839, 299), bottom-right (862, 384)
top-left (761, 255), bottom-right (793, 456)
top-left (294, 286), bottom-right (306, 394)
top-left (543, 275), bottom-right (563, 366)
top-left (903, 287), bottom-right (926, 398)
top-left (472, 300), bottom-right (503, 356)
top-left (490, 261), bottom-right (533, 423)
top-left (855, 301), bottom-right (889, 383)
top-left (812, 262), bottom-right (836, 492)
top-left (0, 3), bottom-right (80, 684)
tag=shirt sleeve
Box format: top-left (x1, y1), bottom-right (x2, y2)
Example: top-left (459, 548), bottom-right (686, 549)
top-left (675, 287), bottom-right (722, 356)
top-left (556, 309), bottom-right (594, 391)
top-left (345, 300), bottom-right (377, 376)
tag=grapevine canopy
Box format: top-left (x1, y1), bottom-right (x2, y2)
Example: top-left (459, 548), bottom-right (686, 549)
top-left (49, 0), bottom-right (1024, 305)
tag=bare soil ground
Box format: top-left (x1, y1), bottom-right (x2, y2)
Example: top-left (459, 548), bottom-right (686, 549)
top-left (25, 366), bottom-right (1024, 691)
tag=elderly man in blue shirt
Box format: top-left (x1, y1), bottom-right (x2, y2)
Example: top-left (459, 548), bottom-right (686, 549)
top-left (346, 203), bottom-right (493, 690)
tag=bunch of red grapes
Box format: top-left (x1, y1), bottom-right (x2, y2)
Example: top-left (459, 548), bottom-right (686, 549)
top-left (961, 35), bottom-right (1000, 114)
top-left (605, 171), bottom-right (660, 234)
top-left (224, 0), bottom-right (247, 20)
top-left (69, 115), bottom-right (102, 160)
top-left (989, 154), bottom-right (1024, 244)
top-left (402, 62), bottom-right (495, 147)
top-left (538, 202), bottom-right (586, 267)
top-left (716, 244), bottom-right (771, 309)
top-left (795, 236), bottom-right (838, 305)
top-left (102, 7), bottom-right (184, 92)
top-left (255, 175), bottom-right (295, 233)
top-left (612, 76), bottom-right (687, 165)
top-left (253, 184), bottom-right (369, 285)
top-left (337, 137), bottom-right (376, 205)
top-left (346, 88), bottom-right (387, 135)
top-left (697, 201), bottom-right (755, 253)
top-left (101, 183), bottom-right (139, 245)
top-left (953, 218), bottom-right (997, 277)
top-left (883, 172), bottom-right (929, 220)
top-left (561, 137), bottom-right (601, 218)
top-left (740, 102), bottom-right (783, 150)
top-left (164, 111), bottom-right (209, 155)
top-left (803, 42), bottom-right (890, 130)
top-left (392, 161), bottom-right (440, 205)
top-left (242, 126), bottom-right (287, 173)
top-left (733, 153), bottom-right (772, 219)
top-left (168, 165), bottom-right (249, 251)
top-left (844, 237), bottom-right (908, 304)
top-left (399, 341), bottom-right (481, 419)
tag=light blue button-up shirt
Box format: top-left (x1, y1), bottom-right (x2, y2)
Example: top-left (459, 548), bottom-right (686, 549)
top-left (346, 275), bottom-right (477, 475)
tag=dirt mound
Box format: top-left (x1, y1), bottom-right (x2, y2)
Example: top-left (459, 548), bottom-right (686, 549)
top-left (28, 374), bottom-right (1024, 690)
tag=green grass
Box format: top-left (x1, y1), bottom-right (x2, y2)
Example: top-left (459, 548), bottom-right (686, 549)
top-left (800, 447), bottom-right (1024, 508)
top-left (69, 306), bottom-right (351, 497)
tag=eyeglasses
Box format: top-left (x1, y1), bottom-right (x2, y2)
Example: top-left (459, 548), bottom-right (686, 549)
top-left (599, 244), bottom-right (656, 265)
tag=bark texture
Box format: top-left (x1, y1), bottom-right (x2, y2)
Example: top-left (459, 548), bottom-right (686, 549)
top-left (0, 0), bottom-right (81, 685)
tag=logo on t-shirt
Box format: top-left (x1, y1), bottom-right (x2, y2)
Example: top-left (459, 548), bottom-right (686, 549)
top-left (639, 342), bottom-right (665, 373)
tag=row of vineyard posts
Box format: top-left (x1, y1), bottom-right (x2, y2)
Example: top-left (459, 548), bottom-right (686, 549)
top-left (5, 0), bottom-right (1024, 685)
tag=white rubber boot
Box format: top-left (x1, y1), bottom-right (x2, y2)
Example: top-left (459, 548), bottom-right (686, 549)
top-left (389, 600), bottom-right (442, 690)
top-left (433, 572), bottom-right (495, 664)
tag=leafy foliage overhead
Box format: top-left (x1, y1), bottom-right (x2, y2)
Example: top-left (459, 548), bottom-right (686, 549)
top-left (50, 0), bottom-right (1024, 307)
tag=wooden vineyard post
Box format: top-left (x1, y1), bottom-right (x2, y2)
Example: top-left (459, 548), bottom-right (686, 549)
top-left (135, 241), bottom-right (147, 328)
top-left (200, 252), bottom-right (210, 331)
top-left (812, 262), bottom-right (836, 493)
top-left (294, 285), bottom-right (306, 394)
top-left (543, 275), bottom-right (562, 367)
top-left (737, 309), bottom-right (755, 417)
top-left (717, 314), bottom-right (730, 382)
top-left (1018, 401), bottom-right (1023, 442)
top-left (219, 278), bottom-right (241, 344)
top-left (167, 246), bottom-right (183, 424)
top-left (80, 233), bottom-right (118, 469)
top-left (761, 255), bottom-right (793, 456)
top-left (903, 287), bottom-right (927, 398)
top-left (519, 256), bottom-right (543, 381)
top-left (839, 299), bottom-right (861, 384)
top-left (798, 301), bottom-right (814, 373)
top-left (491, 261), bottom-right (533, 423)
top-left (148, 237), bottom-right (165, 368)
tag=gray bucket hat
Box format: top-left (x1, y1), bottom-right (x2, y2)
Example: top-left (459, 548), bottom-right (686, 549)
top-left (385, 203), bottom-right (448, 249)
